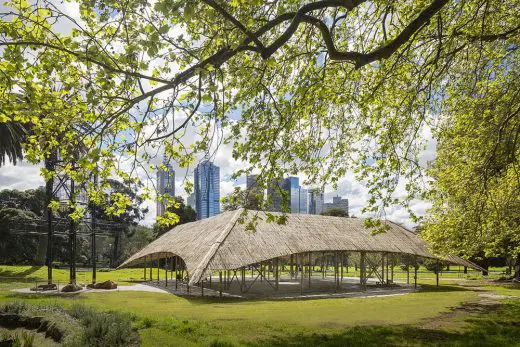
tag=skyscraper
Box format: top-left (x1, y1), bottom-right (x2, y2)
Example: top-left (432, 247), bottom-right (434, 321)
top-left (282, 177), bottom-right (308, 214)
top-left (194, 160), bottom-right (220, 219)
top-left (156, 154), bottom-right (175, 217)
top-left (266, 178), bottom-right (284, 212)
top-left (307, 188), bottom-right (324, 215)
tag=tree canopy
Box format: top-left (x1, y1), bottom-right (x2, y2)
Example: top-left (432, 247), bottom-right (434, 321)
top-left (0, 0), bottom-right (519, 258)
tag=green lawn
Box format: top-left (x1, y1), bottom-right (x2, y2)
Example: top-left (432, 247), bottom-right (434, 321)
top-left (0, 265), bottom-right (519, 346)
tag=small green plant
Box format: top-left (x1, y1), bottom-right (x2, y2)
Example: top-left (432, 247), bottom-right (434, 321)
top-left (21, 331), bottom-right (35, 347)
top-left (0, 301), bottom-right (27, 313)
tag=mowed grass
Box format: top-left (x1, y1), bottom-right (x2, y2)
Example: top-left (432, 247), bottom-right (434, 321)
top-left (0, 265), bottom-right (519, 346)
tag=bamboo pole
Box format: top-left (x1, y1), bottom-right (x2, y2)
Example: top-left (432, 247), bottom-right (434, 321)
top-left (219, 271), bottom-right (223, 298)
top-left (308, 252), bottom-right (311, 289)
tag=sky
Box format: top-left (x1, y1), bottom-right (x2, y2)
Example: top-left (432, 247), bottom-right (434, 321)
top-left (0, 0), bottom-right (437, 229)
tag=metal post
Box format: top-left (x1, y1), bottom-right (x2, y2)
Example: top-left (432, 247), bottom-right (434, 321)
top-left (45, 153), bottom-right (55, 285)
top-left (91, 174), bottom-right (97, 284)
top-left (69, 178), bottom-right (77, 285)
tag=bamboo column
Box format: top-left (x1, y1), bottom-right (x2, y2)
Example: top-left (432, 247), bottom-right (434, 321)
top-left (290, 254), bottom-right (294, 279)
top-left (360, 251), bottom-right (366, 291)
top-left (381, 253), bottom-right (385, 284)
top-left (414, 256), bottom-right (418, 289)
top-left (308, 252), bottom-right (311, 289)
top-left (275, 258), bottom-right (279, 291)
top-left (300, 254), bottom-right (304, 296)
top-left (165, 257), bottom-right (168, 287)
top-left (219, 271), bottom-right (223, 298)
top-left (149, 256), bottom-right (152, 281)
top-left (407, 256), bottom-right (410, 284)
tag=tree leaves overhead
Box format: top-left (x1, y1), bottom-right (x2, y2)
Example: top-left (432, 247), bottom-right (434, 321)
top-left (0, 0), bottom-right (518, 254)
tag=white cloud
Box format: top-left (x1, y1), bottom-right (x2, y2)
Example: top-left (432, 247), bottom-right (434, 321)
top-left (0, 161), bottom-right (43, 191)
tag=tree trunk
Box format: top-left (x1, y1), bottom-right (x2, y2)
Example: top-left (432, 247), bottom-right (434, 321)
top-left (481, 258), bottom-right (489, 276)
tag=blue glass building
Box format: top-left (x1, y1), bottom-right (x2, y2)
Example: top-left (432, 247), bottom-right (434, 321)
top-left (194, 160), bottom-right (220, 219)
top-left (156, 154), bottom-right (175, 217)
top-left (282, 177), bottom-right (308, 214)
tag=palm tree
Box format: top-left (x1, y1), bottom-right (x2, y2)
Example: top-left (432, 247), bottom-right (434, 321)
top-left (0, 121), bottom-right (28, 167)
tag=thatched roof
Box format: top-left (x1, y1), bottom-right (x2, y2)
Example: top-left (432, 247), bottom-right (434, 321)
top-left (120, 209), bottom-right (484, 285)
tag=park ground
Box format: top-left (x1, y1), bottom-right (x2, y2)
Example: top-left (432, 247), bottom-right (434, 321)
top-left (0, 265), bottom-right (519, 346)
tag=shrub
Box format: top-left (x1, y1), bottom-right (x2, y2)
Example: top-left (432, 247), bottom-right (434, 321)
top-left (0, 301), bottom-right (27, 314)
top-left (66, 304), bottom-right (139, 347)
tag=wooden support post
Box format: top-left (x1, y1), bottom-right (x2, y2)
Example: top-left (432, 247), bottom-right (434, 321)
top-left (381, 253), bottom-right (385, 284)
top-left (175, 257), bottom-right (178, 290)
top-left (334, 252), bottom-right (339, 292)
top-left (340, 252), bottom-right (344, 282)
top-left (201, 280), bottom-right (204, 296)
top-left (391, 254), bottom-right (394, 283)
top-left (300, 254), bottom-right (304, 296)
top-left (360, 251), bottom-right (366, 291)
top-left (407, 256), bottom-right (410, 284)
top-left (157, 259), bottom-right (160, 284)
top-left (187, 271), bottom-right (190, 295)
top-left (144, 261), bottom-right (146, 281)
top-left (275, 258), bottom-right (279, 291)
top-left (290, 254), bottom-right (294, 279)
top-left (149, 257), bottom-right (152, 282)
top-left (308, 252), bottom-right (311, 289)
top-left (241, 267), bottom-right (245, 292)
top-left (219, 271), bottom-right (223, 298)
top-left (322, 252), bottom-right (325, 278)
top-left (386, 253), bottom-right (389, 284)
top-left (165, 257), bottom-right (168, 287)
top-left (414, 256), bottom-right (418, 289)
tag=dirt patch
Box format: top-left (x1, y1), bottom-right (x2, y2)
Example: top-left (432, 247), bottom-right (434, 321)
top-left (418, 292), bottom-right (505, 331)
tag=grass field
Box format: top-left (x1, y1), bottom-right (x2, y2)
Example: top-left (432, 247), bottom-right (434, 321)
top-left (0, 265), bottom-right (519, 346)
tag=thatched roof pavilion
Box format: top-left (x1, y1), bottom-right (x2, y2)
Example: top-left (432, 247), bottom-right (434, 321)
top-left (120, 209), bottom-right (483, 289)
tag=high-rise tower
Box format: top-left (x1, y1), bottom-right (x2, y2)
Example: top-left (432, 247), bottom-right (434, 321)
top-left (194, 160), bottom-right (220, 219)
top-left (156, 154), bottom-right (175, 217)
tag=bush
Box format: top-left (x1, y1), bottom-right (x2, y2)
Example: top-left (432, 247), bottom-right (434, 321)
top-left (66, 304), bottom-right (139, 347)
top-left (0, 301), bottom-right (27, 314)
